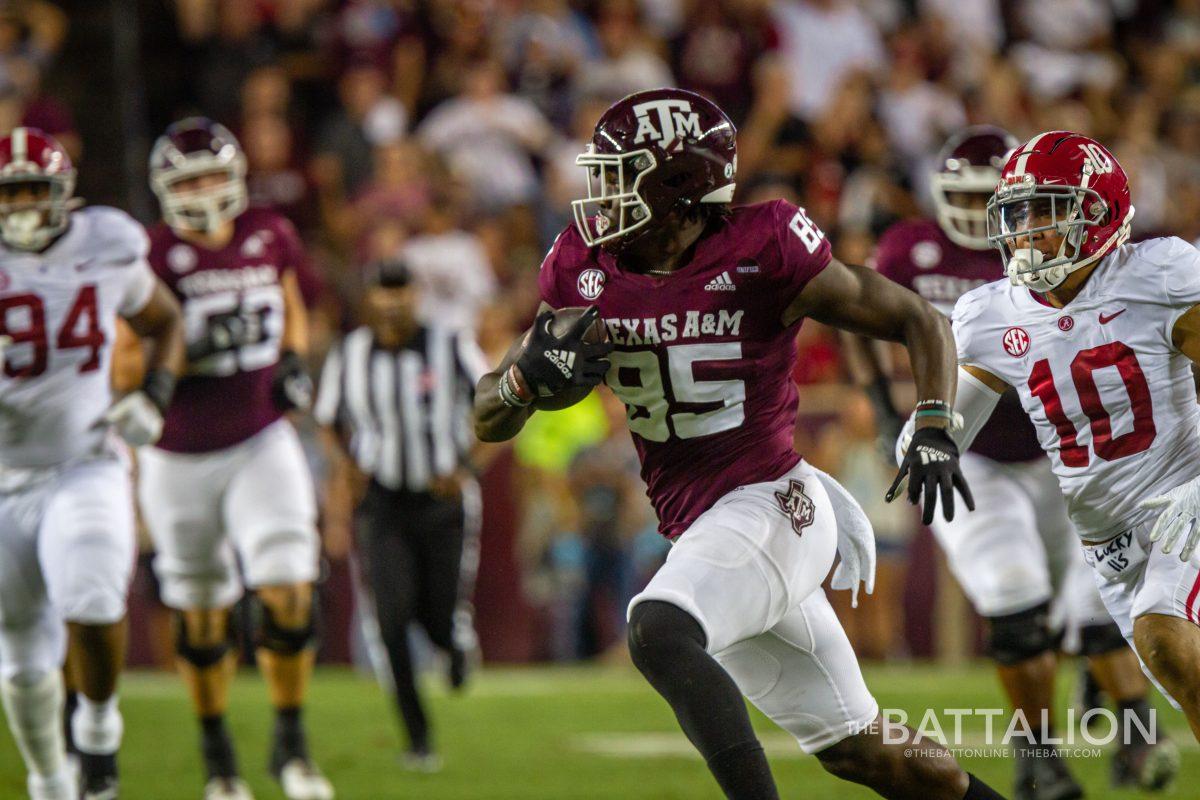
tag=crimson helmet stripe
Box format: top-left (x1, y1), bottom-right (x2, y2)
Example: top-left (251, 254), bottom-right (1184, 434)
top-left (1012, 132), bottom-right (1049, 176)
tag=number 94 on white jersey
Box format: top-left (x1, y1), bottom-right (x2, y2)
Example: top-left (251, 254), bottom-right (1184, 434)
top-left (952, 236), bottom-right (1200, 542)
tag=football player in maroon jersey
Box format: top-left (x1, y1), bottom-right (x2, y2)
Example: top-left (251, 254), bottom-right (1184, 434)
top-left (852, 128), bottom-right (1174, 797)
top-left (139, 119), bottom-right (331, 800)
top-left (475, 89), bottom-right (1003, 799)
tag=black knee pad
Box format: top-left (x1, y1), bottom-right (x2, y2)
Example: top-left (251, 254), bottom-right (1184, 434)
top-left (986, 601), bottom-right (1057, 666)
top-left (175, 611), bottom-right (233, 669)
top-left (256, 597), bottom-right (318, 656)
top-left (1079, 622), bottom-right (1128, 657)
top-left (627, 600), bottom-right (706, 674)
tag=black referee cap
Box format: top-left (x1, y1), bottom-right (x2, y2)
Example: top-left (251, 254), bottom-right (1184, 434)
top-left (367, 259), bottom-right (413, 289)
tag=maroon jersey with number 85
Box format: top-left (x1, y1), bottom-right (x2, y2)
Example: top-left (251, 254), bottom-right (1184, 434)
top-left (539, 200), bottom-right (831, 538)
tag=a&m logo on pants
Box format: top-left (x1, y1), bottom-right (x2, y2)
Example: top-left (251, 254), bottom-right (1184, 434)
top-left (775, 480), bottom-right (815, 535)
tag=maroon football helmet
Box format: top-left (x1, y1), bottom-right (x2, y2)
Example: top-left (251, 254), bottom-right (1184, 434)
top-left (149, 117), bottom-right (248, 232)
top-left (572, 88), bottom-right (737, 251)
top-left (0, 127), bottom-right (77, 251)
top-left (987, 131), bottom-right (1133, 292)
top-left (929, 126), bottom-right (1018, 251)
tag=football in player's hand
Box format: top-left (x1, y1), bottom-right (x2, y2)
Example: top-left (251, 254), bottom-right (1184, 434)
top-left (528, 306), bottom-right (609, 411)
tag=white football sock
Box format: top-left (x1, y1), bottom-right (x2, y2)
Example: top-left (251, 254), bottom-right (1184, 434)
top-left (0, 670), bottom-right (68, 779)
top-left (72, 693), bottom-right (123, 755)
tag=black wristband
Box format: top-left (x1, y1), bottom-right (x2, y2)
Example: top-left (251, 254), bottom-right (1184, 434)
top-left (142, 368), bottom-right (177, 413)
top-left (278, 349), bottom-right (305, 375)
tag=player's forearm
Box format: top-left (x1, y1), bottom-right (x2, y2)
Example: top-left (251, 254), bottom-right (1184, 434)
top-left (899, 303), bottom-right (956, 429)
top-left (473, 371), bottom-right (533, 442)
top-left (281, 272), bottom-right (309, 356)
top-left (843, 332), bottom-right (902, 430)
top-left (128, 284), bottom-right (186, 378)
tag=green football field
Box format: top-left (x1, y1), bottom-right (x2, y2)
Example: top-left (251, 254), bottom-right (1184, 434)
top-left (1, 663), bottom-right (1194, 799)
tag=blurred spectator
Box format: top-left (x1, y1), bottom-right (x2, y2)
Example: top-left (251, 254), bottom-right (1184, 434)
top-left (312, 62), bottom-right (408, 214)
top-left (421, 0), bottom-right (494, 112)
top-left (337, 140), bottom-right (434, 256)
top-left (919, 0), bottom-right (1003, 66)
top-left (240, 63), bottom-right (293, 121)
top-left (877, 25), bottom-right (965, 167)
top-left (0, 0), bottom-right (66, 81)
top-left (574, 0), bottom-right (674, 99)
top-left (399, 196), bottom-right (497, 333)
top-left (813, 392), bottom-right (916, 660)
top-left (669, 0), bottom-right (776, 125)
top-left (771, 0), bottom-right (884, 123)
top-left (418, 59), bottom-right (554, 213)
top-left (566, 390), bottom-right (653, 659)
top-left (498, 0), bottom-right (597, 126)
top-left (242, 112), bottom-right (316, 231)
top-left (181, 0), bottom-right (281, 123)
top-left (541, 93), bottom-right (616, 241)
top-left (1009, 0), bottom-right (1121, 103)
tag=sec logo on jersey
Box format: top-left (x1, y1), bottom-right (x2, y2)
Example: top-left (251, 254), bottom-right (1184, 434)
top-left (1003, 326), bottom-right (1030, 357)
top-left (577, 268), bottom-right (605, 300)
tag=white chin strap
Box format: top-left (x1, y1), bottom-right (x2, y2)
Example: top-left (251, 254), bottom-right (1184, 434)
top-left (1005, 247), bottom-right (1070, 293)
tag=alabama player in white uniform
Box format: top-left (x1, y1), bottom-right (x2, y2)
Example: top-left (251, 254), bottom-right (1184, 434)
top-left (862, 129), bottom-right (1168, 797)
top-left (0, 128), bottom-right (185, 800)
top-left (894, 131), bottom-right (1200, 745)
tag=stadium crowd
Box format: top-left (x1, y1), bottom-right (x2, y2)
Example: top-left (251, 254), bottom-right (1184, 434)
top-left (15, 0), bottom-right (1200, 665)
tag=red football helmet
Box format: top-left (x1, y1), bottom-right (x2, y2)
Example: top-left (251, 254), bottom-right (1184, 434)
top-left (0, 127), bottom-right (78, 251)
top-left (572, 88), bottom-right (737, 251)
top-left (987, 131), bottom-right (1133, 292)
top-left (149, 117), bottom-right (248, 233)
top-left (930, 126), bottom-right (1018, 250)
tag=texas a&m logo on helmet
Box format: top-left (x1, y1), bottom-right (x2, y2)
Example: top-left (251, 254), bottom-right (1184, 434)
top-left (572, 88), bottom-right (737, 252)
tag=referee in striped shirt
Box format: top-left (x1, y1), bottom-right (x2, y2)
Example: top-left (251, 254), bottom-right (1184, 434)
top-left (314, 260), bottom-right (488, 770)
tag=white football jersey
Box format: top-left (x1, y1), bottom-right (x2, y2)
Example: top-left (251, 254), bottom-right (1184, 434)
top-left (953, 237), bottom-right (1200, 541)
top-left (0, 206), bottom-right (156, 468)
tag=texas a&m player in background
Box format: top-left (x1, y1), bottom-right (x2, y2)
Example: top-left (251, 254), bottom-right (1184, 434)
top-left (855, 128), bottom-right (1172, 797)
top-left (0, 128), bottom-right (185, 800)
top-left (911, 131), bottom-right (1200, 747)
top-left (475, 89), bottom-right (1005, 800)
top-left (138, 118), bottom-right (332, 800)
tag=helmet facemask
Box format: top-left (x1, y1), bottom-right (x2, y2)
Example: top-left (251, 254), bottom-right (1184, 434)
top-left (0, 174), bottom-right (77, 251)
top-left (152, 155), bottom-right (248, 234)
top-left (930, 166), bottom-right (996, 250)
top-left (572, 146), bottom-right (657, 248)
top-left (987, 178), bottom-right (1131, 293)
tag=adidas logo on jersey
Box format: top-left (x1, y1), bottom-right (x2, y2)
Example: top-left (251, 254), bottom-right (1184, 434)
top-left (544, 349), bottom-right (576, 378)
top-left (704, 271), bottom-right (736, 291)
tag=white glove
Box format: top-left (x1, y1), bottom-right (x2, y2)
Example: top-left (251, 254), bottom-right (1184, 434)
top-left (895, 415), bottom-right (916, 466)
top-left (812, 466), bottom-right (876, 607)
top-left (1140, 475), bottom-right (1200, 562)
top-left (102, 391), bottom-right (164, 447)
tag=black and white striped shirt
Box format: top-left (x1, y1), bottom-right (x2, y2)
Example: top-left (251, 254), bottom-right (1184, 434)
top-left (314, 324), bottom-right (489, 492)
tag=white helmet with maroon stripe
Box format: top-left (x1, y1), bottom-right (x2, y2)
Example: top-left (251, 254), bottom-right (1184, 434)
top-left (0, 127), bottom-right (78, 251)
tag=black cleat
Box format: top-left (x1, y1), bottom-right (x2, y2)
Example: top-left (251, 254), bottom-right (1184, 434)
top-left (1112, 737), bottom-right (1179, 791)
top-left (448, 646), bottom-right (469, 691)
top-left (1014, 746), bottom-right (1083, 800)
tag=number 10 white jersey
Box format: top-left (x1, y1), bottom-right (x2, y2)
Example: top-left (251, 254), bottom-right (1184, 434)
top-left (0, 206), bottom-right (156, 469)
top-left (953, 237), bottom-right (1200, 541)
